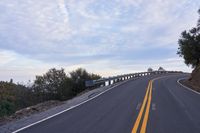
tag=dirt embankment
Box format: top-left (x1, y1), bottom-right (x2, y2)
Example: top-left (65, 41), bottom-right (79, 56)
top-left (186, 65), bottom-right (200, 92)
top-left (0, 100), bottom-right (62, 126)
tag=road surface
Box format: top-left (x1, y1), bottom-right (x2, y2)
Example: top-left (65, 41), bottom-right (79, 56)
top-left (15, 74), bottom-right (200, 133)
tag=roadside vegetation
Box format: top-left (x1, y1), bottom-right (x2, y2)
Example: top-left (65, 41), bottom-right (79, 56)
top-left (0, 68), bottom-right (101, 118)
top-left (177, 9), bottom-right (200, 90)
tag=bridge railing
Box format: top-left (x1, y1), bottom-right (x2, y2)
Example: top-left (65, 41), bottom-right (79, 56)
top-left (85, 71), bottom-right (182, 87)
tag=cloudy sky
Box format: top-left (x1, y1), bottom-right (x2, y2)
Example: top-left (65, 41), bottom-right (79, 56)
top-left (0, 0), bottom-right (199, 82)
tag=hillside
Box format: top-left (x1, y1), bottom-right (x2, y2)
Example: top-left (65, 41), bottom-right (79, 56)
top-left (188, 65), bottom-right (200, 91)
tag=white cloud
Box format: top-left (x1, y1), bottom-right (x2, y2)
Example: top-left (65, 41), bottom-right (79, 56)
top-left (0, 0), bottom-right (199, 82)
top-left (58, 0), bottom-right (70, 23)
top-left (0, 49), bottom-right (59, 82)
top-left (0, 50), bottom-right (16, 64)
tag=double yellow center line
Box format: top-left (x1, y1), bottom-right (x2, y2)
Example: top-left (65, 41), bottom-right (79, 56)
top-left (131, 80), bottom-right (153, 133)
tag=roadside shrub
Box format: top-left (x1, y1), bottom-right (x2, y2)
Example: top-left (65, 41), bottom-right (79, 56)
top-left (0, 100), bottom-right (15, 117)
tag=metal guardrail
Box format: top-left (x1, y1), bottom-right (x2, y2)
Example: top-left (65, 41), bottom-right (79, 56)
top-left (85, 71), bottom-right (182, 87)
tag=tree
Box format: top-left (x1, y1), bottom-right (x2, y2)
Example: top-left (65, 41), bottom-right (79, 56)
top-left (9, 79), bottom-right (13, 84)
top-left (90, 73), bottom-right (101, 80)
top-left (32, 68), bottom-right (72, 101)
top-left (32, 68), bottom-right (101, 101)
top-left (56, 77), bottom-right (74, 100)
top-left (158, 67), bottom-right (165, 71)
top-left (70, 68), bottom-right (91, 94)
top-left (147, 67), bottom-right (153, 72)
top-left (69, 68), bottom-right (101, 94)
top-left (177, 9), bottom-right (200, 68)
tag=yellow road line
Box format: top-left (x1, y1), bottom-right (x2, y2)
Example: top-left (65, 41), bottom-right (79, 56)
top-left (131, 76), bottom-right (178, 133)
top-left (140, 80), bottom-right (152, 133)
top-left (131, 80), bottom-right (151, 133)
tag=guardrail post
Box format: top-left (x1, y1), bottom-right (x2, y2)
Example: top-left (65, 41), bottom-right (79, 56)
top-left (108, 80), bottom-right (111, 85)
top-left (99, 82), bottom-right (103, 87)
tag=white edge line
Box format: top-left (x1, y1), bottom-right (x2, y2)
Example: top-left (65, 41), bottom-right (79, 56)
top-left (177, 78), bottom-right (200, 95)
top-left (12, 79), bottom-right (132, 133)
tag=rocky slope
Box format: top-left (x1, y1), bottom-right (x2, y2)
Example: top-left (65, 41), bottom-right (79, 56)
top-left (188, 65), bottom-right (200, 91)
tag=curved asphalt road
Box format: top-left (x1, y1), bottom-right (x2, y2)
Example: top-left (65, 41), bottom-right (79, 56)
top-left (17, 74), bottom-right (200, 133)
